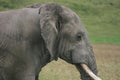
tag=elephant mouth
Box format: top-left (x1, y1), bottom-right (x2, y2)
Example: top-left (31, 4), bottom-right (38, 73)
top-left (76, 64), bottom-right (101, 80)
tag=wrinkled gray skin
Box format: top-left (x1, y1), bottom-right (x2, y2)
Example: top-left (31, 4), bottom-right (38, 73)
top-left (0, 3), bottom-right (98, 80)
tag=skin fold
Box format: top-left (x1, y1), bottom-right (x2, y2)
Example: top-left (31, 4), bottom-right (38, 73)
top-left (0, 3), bottom-right (99, 80)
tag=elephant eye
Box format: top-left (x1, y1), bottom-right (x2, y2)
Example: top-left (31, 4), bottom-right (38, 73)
top-left (76, 33), bottom-right (82, 41)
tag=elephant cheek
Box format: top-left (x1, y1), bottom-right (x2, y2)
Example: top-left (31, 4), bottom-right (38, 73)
top-left (71, 50), bottom-right (88, 64)
top-left (59, 50), bottom-right (73, 63)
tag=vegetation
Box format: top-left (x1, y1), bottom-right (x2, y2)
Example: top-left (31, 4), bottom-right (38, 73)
top-left (0, 0), bottom-right (120, 44)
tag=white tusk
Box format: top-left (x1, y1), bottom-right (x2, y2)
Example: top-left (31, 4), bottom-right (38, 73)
top-left (81, 64), bottom-right (102, 80)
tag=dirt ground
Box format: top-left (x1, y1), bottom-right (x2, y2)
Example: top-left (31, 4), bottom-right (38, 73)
top-left (93, 43), bottom-right (120, 62)
top-left (93, 44), bottom-right (120, 80)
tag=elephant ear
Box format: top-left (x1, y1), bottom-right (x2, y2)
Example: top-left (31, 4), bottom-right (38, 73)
top-left (39, 3), bottom-right (62, 61)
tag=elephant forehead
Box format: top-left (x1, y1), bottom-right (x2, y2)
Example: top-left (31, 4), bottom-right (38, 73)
top-left (63, 20), bottom-right (84, 32)
top-left (61, 7), bottom-right (85, 29)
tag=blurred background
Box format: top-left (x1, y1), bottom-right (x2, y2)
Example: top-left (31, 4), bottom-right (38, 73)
top-left (0, 0), bottom-right (120, 80)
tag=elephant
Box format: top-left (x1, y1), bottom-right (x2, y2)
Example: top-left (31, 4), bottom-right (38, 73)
top-left (0, 3), bottom-right (102, 80)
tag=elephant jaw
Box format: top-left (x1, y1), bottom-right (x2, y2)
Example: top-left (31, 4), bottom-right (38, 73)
top-left (81, 64), bottom-right (102, 80)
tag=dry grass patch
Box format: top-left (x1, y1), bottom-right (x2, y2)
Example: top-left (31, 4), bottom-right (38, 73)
top-left (93, 44), bottom-right (120, 80)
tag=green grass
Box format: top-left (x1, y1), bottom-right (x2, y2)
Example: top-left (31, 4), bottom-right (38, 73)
top-left (0, 0), bottom-right (120, 44)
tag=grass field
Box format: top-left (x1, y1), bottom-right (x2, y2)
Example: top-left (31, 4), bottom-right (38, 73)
top-left (39, 44), bottom-right (120, 80)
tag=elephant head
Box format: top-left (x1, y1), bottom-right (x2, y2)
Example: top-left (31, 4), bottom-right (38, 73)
top-left (37, 3), bottom-right (101, 80)
top-left (28, 3), bottom-right (101, 80)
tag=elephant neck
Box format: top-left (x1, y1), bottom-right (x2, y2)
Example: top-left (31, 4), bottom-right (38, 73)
top-left (39, 50), bottom-right (51, 68)
top-left (30, 36), bottom-right (51, 72)
top-left (34, 48), bottom-right (51, 74)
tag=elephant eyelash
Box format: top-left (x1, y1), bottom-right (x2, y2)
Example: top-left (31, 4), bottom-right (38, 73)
top-left (77, 35), bottom-right (82, 41)
top-left (76, 33), bottom-right (82, 41)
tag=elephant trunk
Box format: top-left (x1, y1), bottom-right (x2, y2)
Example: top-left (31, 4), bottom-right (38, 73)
top-left (74, 47), bottom-right (101, 80)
